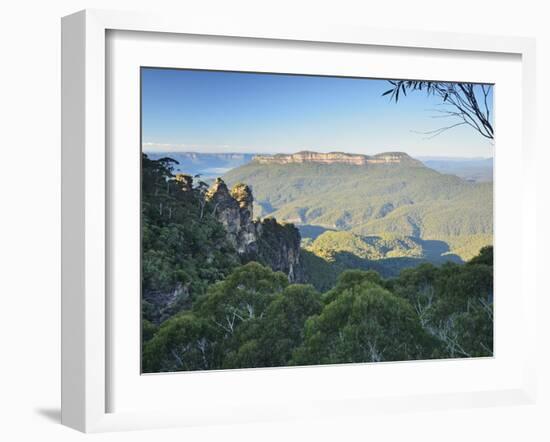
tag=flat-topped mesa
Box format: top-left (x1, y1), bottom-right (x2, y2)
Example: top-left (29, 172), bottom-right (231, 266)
top-left (370, 152), bottom-right (418, 164)
top-left (253, 151), bottom-right (419, 165)
top-left (254, 151), bottom-right (369, 165)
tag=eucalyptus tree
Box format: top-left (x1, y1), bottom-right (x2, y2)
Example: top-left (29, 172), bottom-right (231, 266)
top-left (383, 80), bottom-right (494, 140)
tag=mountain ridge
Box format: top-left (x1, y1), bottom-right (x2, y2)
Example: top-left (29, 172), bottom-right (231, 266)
top-left (253, 151), bottom-right (422, 166)
top-left (143, 150), bottom-right (492, 182)
top-left (223, 153), bottom-right (492, 261)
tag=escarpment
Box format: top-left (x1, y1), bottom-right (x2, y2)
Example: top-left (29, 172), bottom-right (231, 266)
top-left (206, 178), bottom-right (303, 282)
top-left (205, 179), bottom-right (258, 256)
top-left (253, 151), bottom-right (421, 166)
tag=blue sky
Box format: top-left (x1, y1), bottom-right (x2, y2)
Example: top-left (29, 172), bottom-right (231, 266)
top-left (141, 68), bottom-right (494, 158)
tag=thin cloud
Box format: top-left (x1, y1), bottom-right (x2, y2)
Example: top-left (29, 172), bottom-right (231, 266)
top-left (142, 142), bottom-right (194, 152)
top-left (142, 142), bottom-right (263, 154)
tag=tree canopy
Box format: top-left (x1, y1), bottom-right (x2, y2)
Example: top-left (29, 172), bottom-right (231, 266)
top-left (143, 248), bottom-right (493, 372)
top-left (141, 154), bottom-right (493, 372)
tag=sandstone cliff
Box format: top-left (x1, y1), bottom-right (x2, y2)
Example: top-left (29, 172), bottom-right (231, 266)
top-left (253, 151), bottom-right (421, 166)
top-left (206, 179), bottom-right (258, 256)
top-left (206, 178), bottom-right (302, 282)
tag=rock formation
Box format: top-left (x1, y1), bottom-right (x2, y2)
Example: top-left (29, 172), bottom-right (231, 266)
top-left (253, 151), bottom-right (421, 166)
top-left (254, 217), bottom-right (303, 283)
top-left (143, 282), bottom-right (191, 324)
top-left (206, 178), bottom-right (302, 282)
top-left (206, 178), bottom-right (258, 256)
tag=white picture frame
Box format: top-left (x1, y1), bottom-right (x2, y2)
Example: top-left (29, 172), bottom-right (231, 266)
top-left (61, 9), bottom-right (537, 433)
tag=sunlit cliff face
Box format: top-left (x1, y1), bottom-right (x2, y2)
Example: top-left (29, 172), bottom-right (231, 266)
top-left (253, 151), bottom-right (418, 166)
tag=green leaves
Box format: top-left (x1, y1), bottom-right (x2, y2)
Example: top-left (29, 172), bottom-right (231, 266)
top-left (195, 262), bottom-right (289, 337)
top-left (391, 249), bottom-right (494, 358)
top-left (223, 284), bottom-right (323, 368)
top-left (142, 313), bottom-right (218, 372)
top-left (144, 263), bottom-right (320, 371)
top-left (141, 154), bottom-right (240, 323)
top-left (142, 153), bottom-right (493, 372)
top-left (292, 276), bottom-right (429, 365)
top-left (223, 157), bottom-right (493, 265)
top-left (143, 247), bottom-right (493, 371)
top-left (380, 80), bottom-right (494, 139)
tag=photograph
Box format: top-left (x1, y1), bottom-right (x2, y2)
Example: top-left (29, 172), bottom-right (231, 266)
top-left (140, 67), bottom-right (494, 373)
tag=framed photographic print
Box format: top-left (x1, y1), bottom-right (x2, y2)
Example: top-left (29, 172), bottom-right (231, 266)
top-left (139, 67), bottom-right (495, 373)
top-left (61, 9), bottom-right (537, 432)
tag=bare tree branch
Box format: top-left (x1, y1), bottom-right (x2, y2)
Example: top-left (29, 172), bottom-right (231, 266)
top-left (383, 80), bottom-right (494, 140)
top-left (411, 122), bottom-right (468, 139)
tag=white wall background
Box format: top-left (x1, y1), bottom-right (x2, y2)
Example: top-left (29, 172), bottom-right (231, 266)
top-left (0, 1), bottom-right (548, 440)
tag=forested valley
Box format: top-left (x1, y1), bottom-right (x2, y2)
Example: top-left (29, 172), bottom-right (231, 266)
top-left (141, 154), bottom-right (493, 372)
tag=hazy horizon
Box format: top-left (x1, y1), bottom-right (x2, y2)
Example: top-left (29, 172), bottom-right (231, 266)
top-left (142, 68), bottom-right (494, 159)
top-left (141, 147), bottom-right (494, 160)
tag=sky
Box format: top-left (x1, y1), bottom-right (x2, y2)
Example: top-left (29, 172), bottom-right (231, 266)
top-left (141, 68), bottom-right (494, 158)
